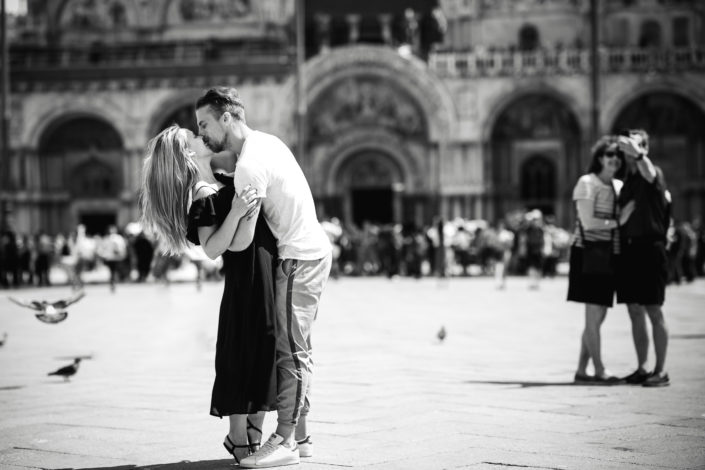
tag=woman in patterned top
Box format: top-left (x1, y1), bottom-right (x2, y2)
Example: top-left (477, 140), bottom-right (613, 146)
top-left (568, 135), bottom-right (633, 384)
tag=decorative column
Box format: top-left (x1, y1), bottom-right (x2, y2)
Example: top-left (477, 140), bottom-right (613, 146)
top-left (345, 14), bottom-right (361, 44)
top-left (314, 13), bottom-right (331, 53)
top-left (378, 14), bottom-right (393, 45)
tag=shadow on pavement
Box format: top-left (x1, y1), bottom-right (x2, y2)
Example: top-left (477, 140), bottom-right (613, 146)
top-left (77, 460), bottom-right (236, 470)
top-left (463, 379), bottom-right (620, 388)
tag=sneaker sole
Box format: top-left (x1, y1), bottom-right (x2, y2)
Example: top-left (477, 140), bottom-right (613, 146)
top-left (240, 455), bottom-right (300, 468)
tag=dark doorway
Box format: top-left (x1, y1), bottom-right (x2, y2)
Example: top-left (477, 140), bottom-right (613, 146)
top-left (80, 213), bottom-right (116, 236)
top-left (352, 188), bottom-right (393, 225)
top-left (520, 155), bottom-right (556, 215)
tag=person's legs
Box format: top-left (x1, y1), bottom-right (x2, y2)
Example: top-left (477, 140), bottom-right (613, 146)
top-left (578, 304), bottom-right (608, 376)
top-left (274, 255), bottom-right (330, 443)
top-left (627, 303), bottom-right (649, 372)
top-left (242, 254), bottom-right (330, 468)
top-left (247, 411), bottom-right (265, 452)
top-left (224, 414), bottom-right (250, 462)
top-left (645, 304), bottom-right (668, 375)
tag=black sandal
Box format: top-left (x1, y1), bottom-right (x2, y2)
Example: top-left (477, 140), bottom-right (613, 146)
top-left (246, 419), bottom-right (262, 453)
top-left (223, 435), bottom-right (250, 464)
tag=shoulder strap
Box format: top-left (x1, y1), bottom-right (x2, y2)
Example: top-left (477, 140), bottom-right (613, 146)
top-left (192, 182), bottom-right (215, 199)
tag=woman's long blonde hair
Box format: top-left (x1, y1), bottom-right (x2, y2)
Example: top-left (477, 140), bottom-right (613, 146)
top-left (139, 125), bottom-right (200, 255)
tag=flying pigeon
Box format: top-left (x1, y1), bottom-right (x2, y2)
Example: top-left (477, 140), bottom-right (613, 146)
top-left (48, 358), bottom-right (82, 381)
top-left (8, 291), bottom-right (85, 324)
top-left (437, 326), bottom-right (447, 342)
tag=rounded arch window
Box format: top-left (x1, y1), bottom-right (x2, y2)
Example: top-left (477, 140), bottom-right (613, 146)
top-left (518, 24), bottom-right (540, 51)
top-left (39, 117), bottom-right (123, 153)
top-left (70, 158), bottom-right (117, 197)
top-left (639, 20), bottom-right (662, 48)
top-left (38, 116), bottom-right (123, 193)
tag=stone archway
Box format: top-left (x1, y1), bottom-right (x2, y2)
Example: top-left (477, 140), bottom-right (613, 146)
top-left (38, 115), bottom-right (125, 234)
top-left (611, 92), bottom-right (705, 221)
top-left (335, 150), bottom-right (406, 226)
top-left (489, 93), bottom-right (581, 225)
top-left (305, 71), bottom-right (431, 225)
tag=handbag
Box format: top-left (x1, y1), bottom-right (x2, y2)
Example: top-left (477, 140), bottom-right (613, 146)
top-left (577, 183), bottom-right (616, 276)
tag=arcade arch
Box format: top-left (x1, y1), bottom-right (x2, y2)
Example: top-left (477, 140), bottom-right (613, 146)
top-left (307, 73), bottom-right (430, 227)
top-left (38, 115), bottom-right (125, 234)
top-left (611, 92), bottom-right (705, 221)
top-left (489, 93), bottom-right (582, 225)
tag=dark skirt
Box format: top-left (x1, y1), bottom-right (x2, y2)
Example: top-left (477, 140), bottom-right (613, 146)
top-left (567, 245), bottom-right (617, 308)
top-left (210, 215), bottom-right (278, 417)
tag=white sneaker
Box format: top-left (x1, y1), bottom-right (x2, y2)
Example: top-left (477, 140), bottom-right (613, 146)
top-left (296, 436), bottom-right (313, 458)
top-left (239, 433), bottom-right (300, 468)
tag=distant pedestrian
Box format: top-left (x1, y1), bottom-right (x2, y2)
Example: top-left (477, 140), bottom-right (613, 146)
top-left (567, 135), bottom-right (628, 384)
top-left (133, 230), bottom-right (154, 282)
top-left (97, 225), bottom-right (127, 292)
top-left (35, 233), bottom-right (53, 286)
top-left (524, 210), bottom-right (544, 290)
top-left (617, 129), bottom-right (671, 387)
top-left (493, 220), bottom-right (515, 290)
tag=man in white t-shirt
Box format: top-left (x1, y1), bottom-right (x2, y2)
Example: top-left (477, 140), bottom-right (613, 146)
top-left (195, 87), bottom-right (331, 468)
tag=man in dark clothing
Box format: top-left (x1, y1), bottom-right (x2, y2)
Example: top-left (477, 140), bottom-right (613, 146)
top-left (617, 129), bottom-right (670, 387)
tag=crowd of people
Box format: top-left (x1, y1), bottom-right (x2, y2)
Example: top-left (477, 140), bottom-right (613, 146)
top-left (1, 210), bottom-right (704, 291)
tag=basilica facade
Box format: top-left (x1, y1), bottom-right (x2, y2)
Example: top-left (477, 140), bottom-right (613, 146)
top-left (4, 0), bottom-right (705, 235)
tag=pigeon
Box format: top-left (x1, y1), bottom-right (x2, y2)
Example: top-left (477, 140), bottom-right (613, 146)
top-left (8, 291), bottom-right (85, 324)
top-left (437, 326), bottom-right (447, 342)
top-left (0, 332), bottom-right (6, 347)
top-left (48, 358), bottom-right (81, 381)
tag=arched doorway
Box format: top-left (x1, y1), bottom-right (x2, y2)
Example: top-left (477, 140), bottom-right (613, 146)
top-left (611, 92), bottom-right (705, 221)
top-left (38, 116), bottom-right (124, 234)
top-left (307, 73), bottom-right (429, 226)
top-left (490, 94), bottom-right (581, 225)
top-left (520, 154), bottom-right (556, 216)
top-left (336, 150), bottom-right (405, 226)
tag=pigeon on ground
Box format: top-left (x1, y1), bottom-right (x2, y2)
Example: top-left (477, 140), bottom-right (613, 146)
top-left (48, 358), bottom-right (81, 381)
top-left (8, 291), bottom-right (85, 324)
top-left (437, 326), bottom-right (447, 342)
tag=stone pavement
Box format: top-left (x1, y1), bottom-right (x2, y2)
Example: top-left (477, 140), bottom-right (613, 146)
top-left (0, 276), bottom-right (703, 470)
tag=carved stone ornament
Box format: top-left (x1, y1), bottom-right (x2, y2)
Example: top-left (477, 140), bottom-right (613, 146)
top-left (179, 0), bottom-right (251, 22)
top-left (310, 77), bottom-right (425, 140)
top-left (62, 0), bottom-right (128, 29)
top-left (341, 152), bottom-right (399, 188)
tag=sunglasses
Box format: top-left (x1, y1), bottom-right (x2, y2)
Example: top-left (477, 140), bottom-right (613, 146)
top-left (603, 151), bottom-right (620, 158)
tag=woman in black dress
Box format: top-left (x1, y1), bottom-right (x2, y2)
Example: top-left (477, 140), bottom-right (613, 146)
top-left (140, 125), bottom-right (277, 463)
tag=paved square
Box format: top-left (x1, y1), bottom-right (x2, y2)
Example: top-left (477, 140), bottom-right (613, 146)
top-left (1, 276), bottom-right (704, 469)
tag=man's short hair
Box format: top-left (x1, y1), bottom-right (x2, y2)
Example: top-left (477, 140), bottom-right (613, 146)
top-left (196, 87), bottom-right (246, 122)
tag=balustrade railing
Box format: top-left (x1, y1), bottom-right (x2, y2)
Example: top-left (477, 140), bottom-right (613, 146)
top-left (429, 47), bottom-right (705, 77)
top-left (8, 40), bottom-right (293, 69)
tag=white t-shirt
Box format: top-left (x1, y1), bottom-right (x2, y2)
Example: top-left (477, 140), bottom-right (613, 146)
top-left (234, 130), bottom-right (331, 260)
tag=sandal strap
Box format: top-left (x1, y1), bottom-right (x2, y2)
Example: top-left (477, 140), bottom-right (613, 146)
top-left (224, 435), bottom-right (251, 463)
top-left (246, 419), bottom-right (262, 435)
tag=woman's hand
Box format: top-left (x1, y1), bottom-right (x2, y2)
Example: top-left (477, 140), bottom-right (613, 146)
top-left (231, 185), bottom-right (259, 219)
top-left (619, 200), bottom-right (635, 226)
